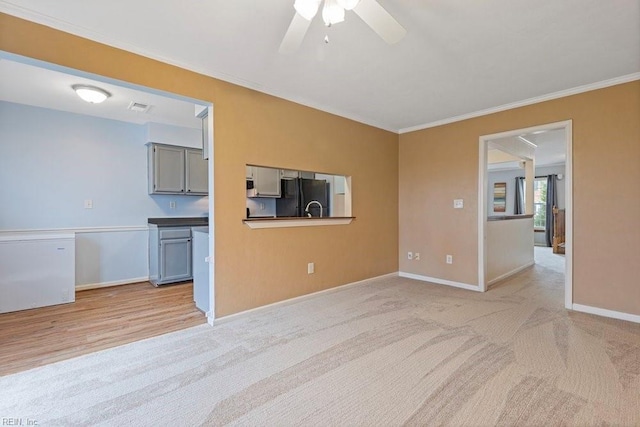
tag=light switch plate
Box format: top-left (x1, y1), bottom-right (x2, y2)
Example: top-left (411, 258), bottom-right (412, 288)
top-left (453, 199), bottom-right (463, 209)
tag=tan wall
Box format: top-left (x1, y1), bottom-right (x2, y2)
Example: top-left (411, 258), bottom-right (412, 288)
top-left (399, 81), bottom-right (640, 315)
top-left (0, 13), bottom-right (399, 317)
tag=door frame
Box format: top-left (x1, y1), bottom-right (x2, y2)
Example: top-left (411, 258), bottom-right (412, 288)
top-left (1, 50), bottom-right (219, 322)
top-left (478, 120), bottom-right (573, 308)
top-left (205, 105), bottom-right (215, 326)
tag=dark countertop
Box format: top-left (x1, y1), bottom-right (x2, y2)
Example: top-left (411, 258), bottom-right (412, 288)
top-left (487, 214), bottom-right (534, 221)
top-left (148, 217), bottom-right (208, 227)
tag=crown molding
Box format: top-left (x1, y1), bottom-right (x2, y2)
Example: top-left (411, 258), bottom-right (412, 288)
top-left (399, 72), bottom-right (640, 134)
top-left (1, 3), bottom-right (638, 135)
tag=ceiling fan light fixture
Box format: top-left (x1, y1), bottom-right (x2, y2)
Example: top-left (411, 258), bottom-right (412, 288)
top-left (336, 0), bottom-right (360, 10)
top-left (322, 0), bottom-right (345, 26)
top-left (294, 0), bottom-right (321, 21)
top-left (72, 84), bottom-right (111, 104)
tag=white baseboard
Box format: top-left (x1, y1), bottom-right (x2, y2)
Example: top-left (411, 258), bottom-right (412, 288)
top-left (487, 261), bottom-right (535, 286)
top-left (213, 272), bottom-right (399, 325)
top-left (399, 272), bottom-right (481, 292)
top-left (572, 303), bottom-right (640, 324)
top-left (76, 276), bottom-right (150, 291)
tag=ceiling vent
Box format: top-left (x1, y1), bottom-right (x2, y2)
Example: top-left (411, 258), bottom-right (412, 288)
top-left (127, 101), bottom-right (151, 113)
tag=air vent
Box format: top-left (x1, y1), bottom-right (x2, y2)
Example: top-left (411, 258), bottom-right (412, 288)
top-left (127, 101), bottom-right (151, 113)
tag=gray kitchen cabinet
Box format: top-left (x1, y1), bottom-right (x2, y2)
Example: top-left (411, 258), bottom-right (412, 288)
top-left (149, 225), bottom-right (193, 286)
top-left (185, 149), bottom-right (208, 194)
top-left (246, 165), bottom-right (256, 180)
top-left (149, 144), bottom-right (185, 194)
top-left (280, 169), bottom-right (315, 180)
top-left (247, 166), bottom-right (281, 198)
top-left (160, 238), bottom-right (192, 282)
top-left (280, 169), bottom-right (299, 179)
top-left (198, 109), bottom-right (210, 160)
top-left (148, 143), bottom-right (208, 195)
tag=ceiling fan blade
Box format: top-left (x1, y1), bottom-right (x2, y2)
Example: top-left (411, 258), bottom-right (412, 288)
top-left (353, 0), bottom-right (406, 45)
top-left (279, 13), bottom-right (313, 54)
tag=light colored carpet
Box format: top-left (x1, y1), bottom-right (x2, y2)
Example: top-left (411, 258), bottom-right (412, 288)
top-left (1, 255), bottom-right (639, 426)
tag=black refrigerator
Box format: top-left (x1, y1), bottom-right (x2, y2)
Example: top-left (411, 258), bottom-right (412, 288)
top-left (276, 178), bottom-right (329, 217)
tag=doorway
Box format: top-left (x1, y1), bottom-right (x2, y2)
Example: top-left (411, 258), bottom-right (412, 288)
top-left (478, 120), bottom-right (572, 308)
top-left (0, 51), bottom-right (215, 348)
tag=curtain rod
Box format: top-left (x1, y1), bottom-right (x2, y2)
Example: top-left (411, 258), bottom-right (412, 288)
top-left (516, 174), bottom-right (556, 179)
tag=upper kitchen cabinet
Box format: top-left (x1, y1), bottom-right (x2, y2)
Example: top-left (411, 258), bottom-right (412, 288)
top-left (148, 143), bottom-right (208, 195)
top-left (246, 165), bottom-right (281, 198)
top-left (246, 165), bottom-right (256, 180)
top-left (280, 169), bottom-right (315, 179)
top-left (280, 169), bottom-right (299, 179)
top-left (149, 144), bottom-right (184, 193)
top-left (185, 149), bottom-right (208, 194)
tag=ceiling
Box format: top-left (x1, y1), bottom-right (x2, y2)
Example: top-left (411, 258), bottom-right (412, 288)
top-left (0, 59), bottom-right (203, 129)
top-left (0, 0), bottom-right (639, 133)
top-left (488, 128), bottom-right (566, 168)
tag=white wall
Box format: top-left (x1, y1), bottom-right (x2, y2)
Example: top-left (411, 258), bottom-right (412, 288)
top-left (146, 122), bottom-right (201, 148)
top-left (487, 164), bottom-right (566, 217)
top-left (246, 198), bottom-right (276, 217)
top-left (486, 218), bottom-right (535, 284)
top-left (0, 101), bottom-right (207, 287)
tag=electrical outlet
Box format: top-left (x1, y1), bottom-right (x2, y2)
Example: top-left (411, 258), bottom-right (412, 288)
top-left (169, 201), bottom-right (176, 209)
top-left (446, 255), bottom-right (453, 264)
top-left (453, 199), bottom-right (463, 209)
top-left (407, 252), bottom-right (413, 260)
top-left (415, 253), bottom-right (420, 261)
top-left (260, 203), bottom-right (265, 211)
top-left (308, 262), bottom-right (315, 274)
top-left (84, 199), bottom-right (93, 209)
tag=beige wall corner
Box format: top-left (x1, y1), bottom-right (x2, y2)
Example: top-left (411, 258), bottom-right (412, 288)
top-left (399, 80), bottom-right (640, 316)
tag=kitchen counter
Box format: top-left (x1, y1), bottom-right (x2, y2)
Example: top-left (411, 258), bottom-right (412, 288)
top-left (243, 216), bottom-right (355, 229)
top-left (147, 217), bottom-right (208, 227)
top-left (487, 214), bottom-right (534, 221)
top-left (148, 218), bottom-right (207, 286)
top-left (244, 216), bottom-right (354, 221)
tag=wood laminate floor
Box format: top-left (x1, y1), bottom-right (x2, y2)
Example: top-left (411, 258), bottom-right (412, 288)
top-left (0, 282), bottom-right (205, 376)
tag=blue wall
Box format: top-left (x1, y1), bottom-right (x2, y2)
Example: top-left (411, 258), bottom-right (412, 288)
top-left (0, 101), bottom-right (207, 228)
top-left (0, 101), bottom-right (207, 287)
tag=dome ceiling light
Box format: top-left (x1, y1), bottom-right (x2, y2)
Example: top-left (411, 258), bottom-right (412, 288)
top-left (72, 84), bottom-right (111, 104)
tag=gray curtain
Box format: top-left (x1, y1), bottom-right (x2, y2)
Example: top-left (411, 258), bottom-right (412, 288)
top-left (514, 177), bottom-right (525, 215)
top-left (545, 174), bottom-right (558, 247)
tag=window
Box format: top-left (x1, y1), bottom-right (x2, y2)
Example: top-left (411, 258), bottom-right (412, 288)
top-left (533, 178), bottom-right (547, 229)
top-left (245, 165), bottom-right (351, 219)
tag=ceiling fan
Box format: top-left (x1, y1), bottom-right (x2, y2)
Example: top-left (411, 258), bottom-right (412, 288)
top-left (279, 0), bottom-right (406, 54)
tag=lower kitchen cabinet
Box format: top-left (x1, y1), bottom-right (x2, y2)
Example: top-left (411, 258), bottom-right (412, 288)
top-left (160, 237), bottom-right (192, 283)
top-left (149, 225), bottom-right (193, 286)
